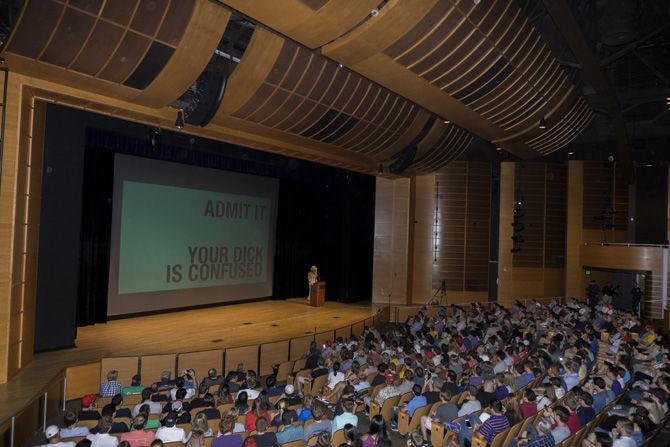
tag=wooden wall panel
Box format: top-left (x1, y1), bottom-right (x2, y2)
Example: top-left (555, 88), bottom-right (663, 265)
top-left (433, 162), bottom-right (491, 294)
top-left (500, 162), bottom-right (566, 304)
top-left (513, 163), bottom-right (545, 267)
top-left (351, 321), bottom-right (364, 337)
top-left (101, 357), bottom-right (139, 388)
top-left (565, 161), bottom-right (584, 298)
top-left (177, 350), bottom-right (224, 380)
top-left (225, 345), bottom-right (259, 375)
top-left (259, 341), bottom-right (289, 376)
top-left (409, 174), bottom-right (435, 303)
top-left (141, 353), bottom-right (176, 383)
top-left (545, 165), bottom-right (567, 267)
top-left (65, 362), bottom-right (101, 401)
top-left (314, 331), bottom-right (334, 348)
top-left (372, 177), bottom-right (410, 305)
top-left (289, 335), bottom-right (313, 361)
top-left (582, 161), bottom-right (629, 241)
top-left (335, 326), bottom-right (351, 340)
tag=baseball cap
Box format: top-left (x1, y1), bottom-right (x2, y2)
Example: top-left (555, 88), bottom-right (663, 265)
top-left (284, 384), bottom-right (294, 394)
top-left (164, 413), bottom-right (177, 427)
top-left (81, 394), bottom-right (97, 407)
top-left (45, 425), bottom-right (59, 439)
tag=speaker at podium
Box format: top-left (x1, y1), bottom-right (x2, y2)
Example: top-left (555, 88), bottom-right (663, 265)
top-left (310, 281), bottom-right (326, 307)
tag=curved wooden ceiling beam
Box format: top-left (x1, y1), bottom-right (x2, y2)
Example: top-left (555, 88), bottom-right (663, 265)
top-left (212, 25), bottom-right (472, 174)
top-left (215, 0), bottom-right (379, 49)
top-left (306, 0), bottom-right (589, 158)
top-left (1, 0), bottom-right (228, 108)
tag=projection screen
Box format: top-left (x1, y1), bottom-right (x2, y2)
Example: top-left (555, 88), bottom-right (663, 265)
top-left (107, 154), bottom-right (278, 316)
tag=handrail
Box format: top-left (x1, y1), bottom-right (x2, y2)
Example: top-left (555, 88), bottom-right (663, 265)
top-left (583, 242), bottom-right (669, 248)
top-left (0, 304), bottom-right (388, 436)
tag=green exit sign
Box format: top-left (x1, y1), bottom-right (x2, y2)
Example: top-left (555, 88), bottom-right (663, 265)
top-left (585, 269), bottom-right (591, 276)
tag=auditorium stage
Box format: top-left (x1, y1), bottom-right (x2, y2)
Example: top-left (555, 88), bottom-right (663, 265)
top-left (0, 299), bottom-right (372, 421)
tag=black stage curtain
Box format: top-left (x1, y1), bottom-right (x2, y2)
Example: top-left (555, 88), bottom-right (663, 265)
top-left (74, 126), bottom-right (374, 326)
top-left (77, 148), bottom-right (114, 325)
top-left (273, 174), bottom-right (375, 303)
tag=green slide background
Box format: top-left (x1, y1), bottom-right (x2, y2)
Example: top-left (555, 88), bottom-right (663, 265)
top-left (118, 181), bottom-right (271, 294)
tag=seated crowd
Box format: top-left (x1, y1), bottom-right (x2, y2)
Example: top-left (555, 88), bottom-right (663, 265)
top-left (43, 297), bottom-right (669, 447)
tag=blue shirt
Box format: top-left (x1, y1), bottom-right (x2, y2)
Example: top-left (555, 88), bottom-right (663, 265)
top-left (276, 425), bottom-right (304, 444)
top-left (592, 390), bottom-right (615, 414)
top-left (61, 426), bottom-right (90, 438)
top-left (405, 395), bottom-right (427, 417)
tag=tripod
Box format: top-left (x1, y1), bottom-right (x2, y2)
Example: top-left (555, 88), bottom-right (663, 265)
top-left (429, 280), bottom-right (447, 306)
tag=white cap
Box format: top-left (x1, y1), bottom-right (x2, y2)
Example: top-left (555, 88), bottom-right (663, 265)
top-left (45, 425), bottom-right (59, 439)
top-left (284, 384), bottom-right (294, 394)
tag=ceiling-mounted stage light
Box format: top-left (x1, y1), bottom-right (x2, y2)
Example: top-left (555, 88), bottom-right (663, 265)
top-left (568, 150), bottom-right (574, 155)
top-left (496, 147), bottom-right (502, 151)
top-left (338, 63), bottom-right (343, 68)
top-left (443, 119), bottom-right (450, 124)
top-left (539, 117), bottom-right (547, 130)
top-left (378, 164), bottom-right (384, 175)
top-left (370, 8), bottom-right (379, 16)
top-left (175, 109), bottom-right (185, 129)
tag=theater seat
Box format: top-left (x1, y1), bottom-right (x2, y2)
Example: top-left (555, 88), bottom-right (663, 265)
top-left (332, 429), bottom-right (346, 446)
top-left (398, 404), bottom-right (431, 436)
top-left (280, 440), bottom-right (306, 447)
top-left (369, 395), bottom-right (399, 422)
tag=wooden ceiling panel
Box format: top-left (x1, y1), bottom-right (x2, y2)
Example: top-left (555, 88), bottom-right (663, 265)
top-left (318, 0), bottom-right (590, 157)
top-left (39, 8), bottom-right (96, 68)
top-left (3, 0), bottom-right (217, 109)
top-left (216, 0), bottom-right (379, 49)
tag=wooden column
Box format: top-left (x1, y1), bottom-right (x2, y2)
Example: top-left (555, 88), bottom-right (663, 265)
top-left (497, 163), bottom-right (515, 306)
top-left (408, 174), bottom-right (435, 304)
top-left (372, 177), bottom-right (411, 305)
top-left (566, 161), bottom-right (584, 298)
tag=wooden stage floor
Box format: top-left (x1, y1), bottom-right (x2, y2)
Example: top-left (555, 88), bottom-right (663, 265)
top-left (0, 299), bottom-right (372, 421)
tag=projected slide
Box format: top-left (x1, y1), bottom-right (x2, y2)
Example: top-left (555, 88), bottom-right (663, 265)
top-left (108, 155), bottom-right (278, 316)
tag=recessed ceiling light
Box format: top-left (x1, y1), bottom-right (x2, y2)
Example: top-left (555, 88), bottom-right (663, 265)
top-left (443, 119), bottom-right (450, 124)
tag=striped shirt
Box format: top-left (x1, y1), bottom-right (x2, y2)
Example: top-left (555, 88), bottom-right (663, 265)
top-left (479, 414), bottom-right (510, 444)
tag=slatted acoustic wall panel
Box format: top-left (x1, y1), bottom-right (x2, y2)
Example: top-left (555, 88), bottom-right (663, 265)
top-left (433, 162), bottom-right (490, 292)
top-left (513, 164), bottom-right (545, 268)
top-left (545, 165), bottom-right (567, 268)
top-left (582, 161), bottom-right (629, 235)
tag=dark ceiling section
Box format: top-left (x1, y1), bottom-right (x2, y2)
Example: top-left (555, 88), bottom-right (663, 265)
top-left (172, 14), bottom-right (255, 127)
top-left (517, 0), bottom-right (670, 166)
top-left (3, 0), bottom-right (195, 89)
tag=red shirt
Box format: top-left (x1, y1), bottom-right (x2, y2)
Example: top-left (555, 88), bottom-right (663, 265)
top-left (519, 401), bottom-right (537, 419)
top-left (566, 411), bottom-right (581, 434)
top-left (120, 430), bottom-right (155, 447)
top-left (245, 411), bottom-right (271, 432)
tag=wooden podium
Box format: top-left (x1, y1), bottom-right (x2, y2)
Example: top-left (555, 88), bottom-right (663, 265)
top-left (310, 281), bottom-right (326, 307)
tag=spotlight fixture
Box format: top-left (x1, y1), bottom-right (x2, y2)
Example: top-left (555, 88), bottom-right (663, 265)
top-left (377, 163), bottom-right (384, 175)
top-left (338, 63), bottom-right (343, 68)
top-left (567, 151), bottom-right (574, 155)
top-left (370, 8), bottom-right (379, 16)
top-left (496, 147), bottom-right (502, 151)
top-left (539, 117), bottom-right (547, 130)
top-left (175, 109), bottom-right (185, 129)
top-left (443, 119), bottom-right (450, 124)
